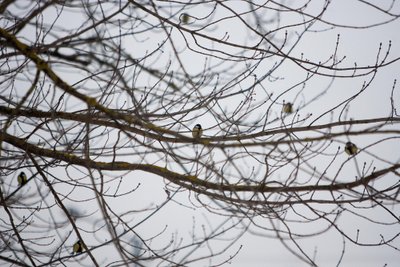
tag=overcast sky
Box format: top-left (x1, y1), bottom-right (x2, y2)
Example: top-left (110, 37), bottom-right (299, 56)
top-left (2, 1), bottom-right (400, 266)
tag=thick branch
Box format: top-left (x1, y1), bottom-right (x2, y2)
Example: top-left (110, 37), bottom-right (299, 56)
top-left (2, 132), bottom-right (398, 196)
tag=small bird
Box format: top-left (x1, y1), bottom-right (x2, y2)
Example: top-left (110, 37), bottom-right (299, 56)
top-left (72, 240), bottom-right (84, 254)
top-left (192, 124), bottom-right (203, 139)
top-left (344, 141), bottom-right (358, 156)
top-left (282, 102), bottom-right (293, 114)
top-left (17, 172), bottom-right (27, 187)
top-left (181, 13), bottom-right (190, 24)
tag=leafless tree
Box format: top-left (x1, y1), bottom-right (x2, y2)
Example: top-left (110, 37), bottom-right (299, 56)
top-left (1, 1), bottom-right (399, 266)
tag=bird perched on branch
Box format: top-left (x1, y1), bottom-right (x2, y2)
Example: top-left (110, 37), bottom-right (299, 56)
top-left (345, 141), bottom-right (358, 155)
top-left (17, 172), bottom-right (27, 187)
top-left (282, 102), bottom-right (293, 114)
top-left (192, 124), bottom-right (203, 139)
top-left (181, 13), bottom-right (190, 24)
top-left (72, 240), bottom-right (84, 254)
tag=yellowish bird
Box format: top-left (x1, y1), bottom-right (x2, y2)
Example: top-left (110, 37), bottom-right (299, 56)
top-left (72, 240), bottom-right (84, 254)
top-left (181, 13), bottom-right (190, 24)
top-left (282, 102), bottom-right (293, 114)
top-left (192, 124), bottom-right (203, 138)
top-left (345, 141), bottom-right (358, 156)
top-left (17, 172), bottom-right (27, 187)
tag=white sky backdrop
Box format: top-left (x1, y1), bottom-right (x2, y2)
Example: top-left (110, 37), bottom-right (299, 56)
top-left (2, 0), bottom-right (400, 266)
